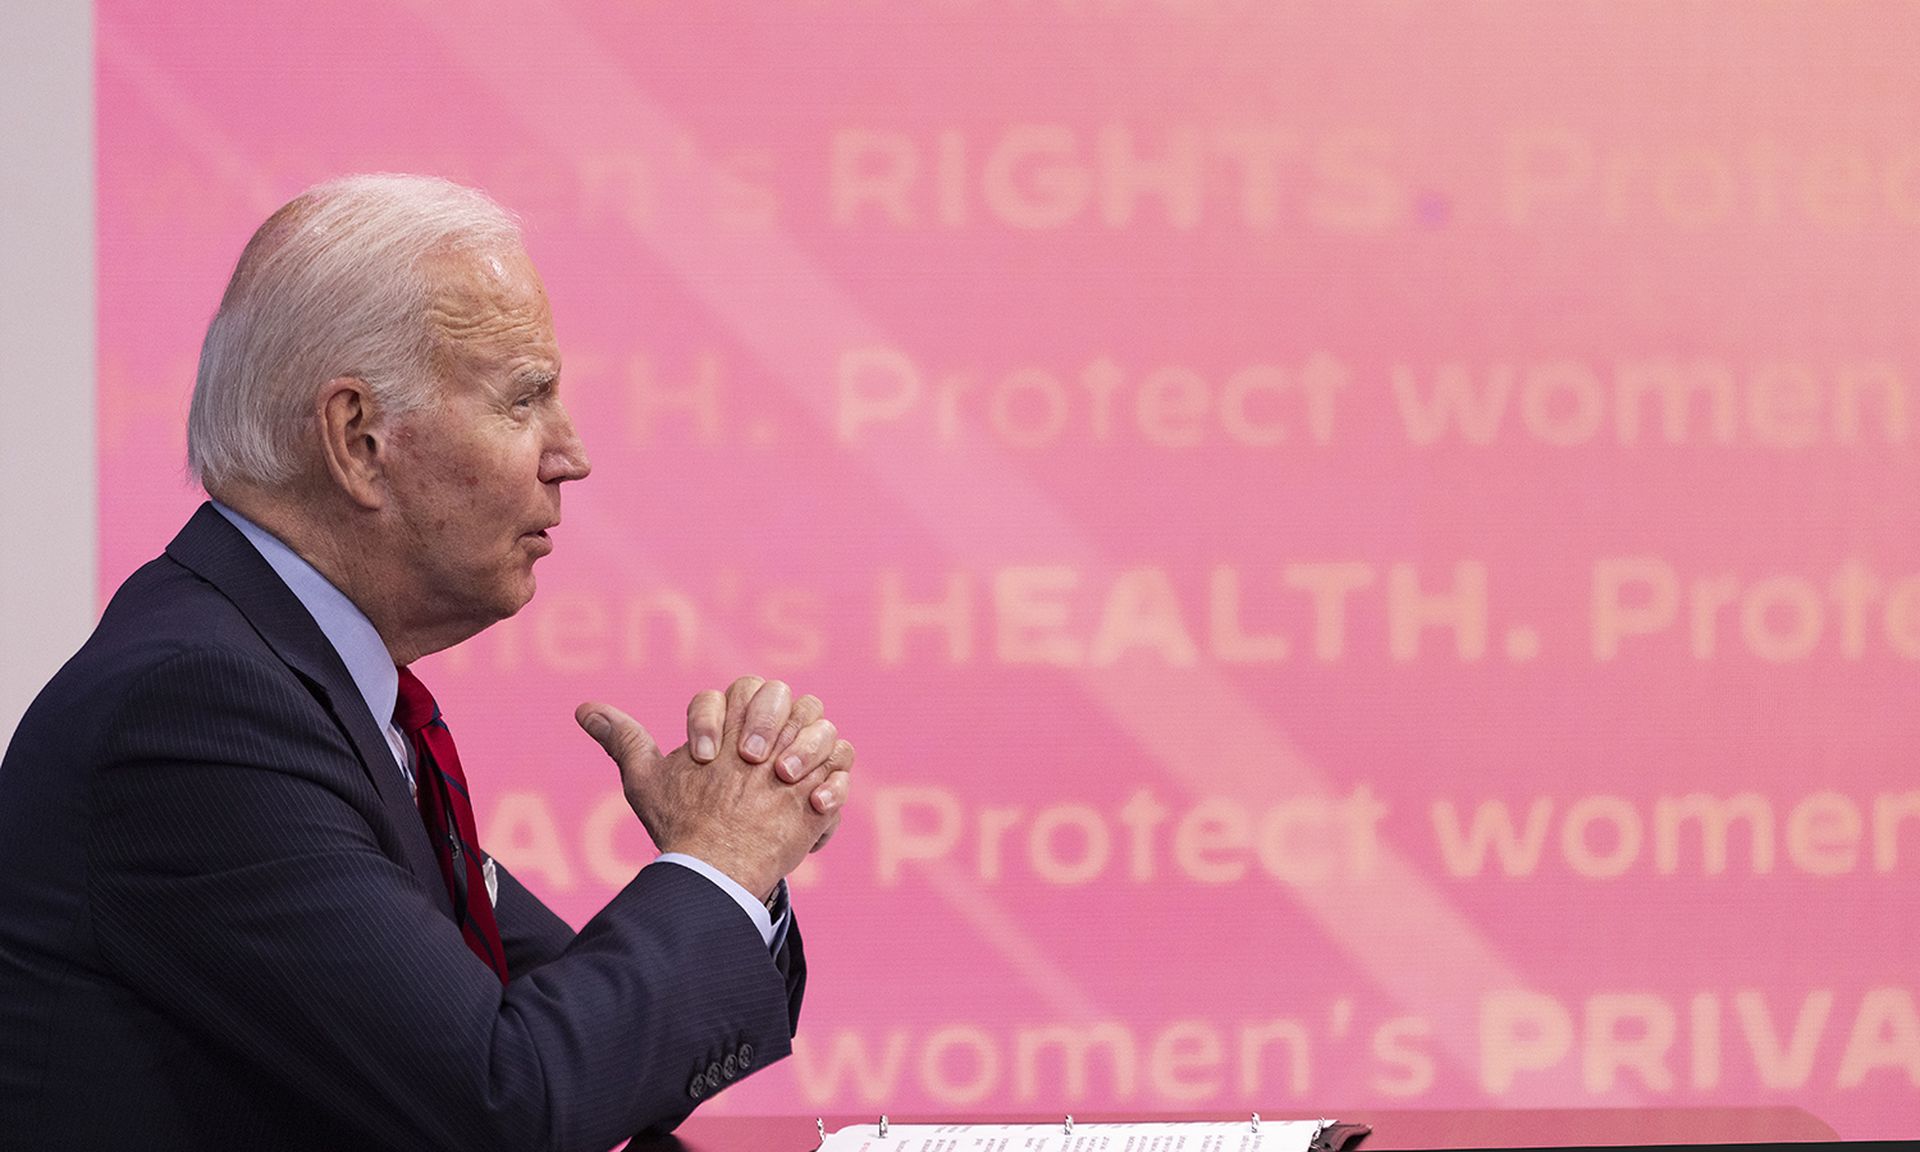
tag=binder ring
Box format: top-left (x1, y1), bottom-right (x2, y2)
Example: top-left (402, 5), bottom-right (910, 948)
top-left (1063, 1115), bottom-right (1074, 1135)
top-left (878, 1115), bottom-right (889, 1138)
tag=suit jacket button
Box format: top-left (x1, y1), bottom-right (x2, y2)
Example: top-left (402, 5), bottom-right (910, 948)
top-left (722, 1053), bottom-right (739, 1078)
top-left (687, 1075), bottom-right (705, 1100)
top-left (705, 1063), bottom-right (723, 1090)
top-left (738, 1042), bottom-right (755, 1068)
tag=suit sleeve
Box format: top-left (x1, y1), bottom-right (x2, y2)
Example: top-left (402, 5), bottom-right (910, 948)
top-left (493, 856), bottom-right (808, 1041)
top-left (86, 647), bottom-right (800, 1152)
top-left (490, 861), bottom-right (576, 974)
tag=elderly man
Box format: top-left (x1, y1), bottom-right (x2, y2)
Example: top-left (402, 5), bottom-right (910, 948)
top-left (0, 175), bottom-right (851, 1150)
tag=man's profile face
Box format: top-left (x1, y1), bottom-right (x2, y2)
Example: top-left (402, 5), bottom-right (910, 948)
top-left (380, 244), bottom-right (590, 639)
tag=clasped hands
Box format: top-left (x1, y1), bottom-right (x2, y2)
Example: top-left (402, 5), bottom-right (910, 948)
top-left (575, 677), bottom-right (854, 902)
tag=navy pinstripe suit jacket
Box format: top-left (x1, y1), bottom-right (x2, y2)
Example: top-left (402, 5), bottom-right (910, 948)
top-left (0, 504), bottom-right (806, 1150)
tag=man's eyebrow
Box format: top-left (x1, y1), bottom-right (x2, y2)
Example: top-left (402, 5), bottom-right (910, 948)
top-left (514, 367), bottom-right (559, 390)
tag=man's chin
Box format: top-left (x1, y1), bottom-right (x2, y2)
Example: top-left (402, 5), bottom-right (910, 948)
top-left (506, 572), bottom-right (538, 616)
top-left (468, 573), bottom-right (538, 632)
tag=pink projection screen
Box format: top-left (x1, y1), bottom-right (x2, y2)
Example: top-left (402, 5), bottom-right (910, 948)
top-left (97, 1), bottom-right (1920, 1137)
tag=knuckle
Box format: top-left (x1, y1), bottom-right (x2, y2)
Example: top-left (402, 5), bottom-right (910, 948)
top-left (750, 684), bottom-right (792, 724)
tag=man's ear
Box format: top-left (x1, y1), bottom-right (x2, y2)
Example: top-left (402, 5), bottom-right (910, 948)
top-left (316, 376), bottom-right (388, 510)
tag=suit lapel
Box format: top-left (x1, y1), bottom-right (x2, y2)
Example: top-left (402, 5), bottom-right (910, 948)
top-left (165, 503), bottom-right (451, 911)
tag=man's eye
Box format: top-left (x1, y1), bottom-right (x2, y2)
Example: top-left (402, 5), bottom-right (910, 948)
top-left (513, 380), bottom-right (555, 409)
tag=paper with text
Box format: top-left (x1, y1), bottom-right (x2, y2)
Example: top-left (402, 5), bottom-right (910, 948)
top-left (818, 1119), bottom-right (1325, 1152)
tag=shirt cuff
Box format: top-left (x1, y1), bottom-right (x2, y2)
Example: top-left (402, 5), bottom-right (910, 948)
top-left (652, 853), bottom-right (787, 950)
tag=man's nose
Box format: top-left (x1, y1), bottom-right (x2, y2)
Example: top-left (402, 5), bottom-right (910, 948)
top-left (541, 405), bottom-right (592, 483)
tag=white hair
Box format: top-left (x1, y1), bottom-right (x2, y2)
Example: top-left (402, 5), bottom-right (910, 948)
top-left (187, 173), bottom-right (522, 491)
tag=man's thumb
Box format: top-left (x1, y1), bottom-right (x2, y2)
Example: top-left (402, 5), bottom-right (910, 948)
top-left (575, 701), bottom-right (658, 768)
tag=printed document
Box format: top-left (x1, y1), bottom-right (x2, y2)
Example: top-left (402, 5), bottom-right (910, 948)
top-left (817, 1118), bottom-right (1327, 1152)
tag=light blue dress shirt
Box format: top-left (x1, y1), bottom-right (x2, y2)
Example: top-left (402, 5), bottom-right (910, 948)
top-left (212, 502), bottom-right (786, 950)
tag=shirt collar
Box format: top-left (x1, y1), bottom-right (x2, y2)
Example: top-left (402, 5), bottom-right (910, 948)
top-left (212, 501), bottom-right (399, 732)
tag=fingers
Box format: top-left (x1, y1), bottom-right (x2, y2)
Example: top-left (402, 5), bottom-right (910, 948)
top-left (574, 701), bottom-right (658, 769)
top-left (722, 676), bottom-right (764, 743)
top-left (805, 740), bottom-right (854, 852)
top-left (733, 677), bottom-right (793, 764)
top-left (685, 689), bottom-right (725, 762)
top-left (694, 678), bottom-right (826, 775)
top-left (810, 810), bottom-right (843, 853)
top-left (770, 692), bottom-right (821, 755)
top-left (774, 715), bottom-right (835, 784)
top-left (808, 739), bottom-right (855, 814)
top-left (586, 682), bottom-right (851, 892)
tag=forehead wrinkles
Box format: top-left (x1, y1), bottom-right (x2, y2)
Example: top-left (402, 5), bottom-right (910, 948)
top-left (428, 290), bottom-right (549, 347)
top-left (424, 247), bottom-right (554, 368)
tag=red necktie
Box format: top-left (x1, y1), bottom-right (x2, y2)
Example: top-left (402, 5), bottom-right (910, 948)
top-left (394, 666), bottom-right (508, 984)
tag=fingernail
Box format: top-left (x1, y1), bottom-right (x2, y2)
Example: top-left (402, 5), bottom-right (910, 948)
top-left (743, 734), bottom-right (768, 760)
top-left (582, 713), bottom-right (609, 739)
top-left (780, 754), bottom-right (803, 781)
top-left (814, 787), bottom-right (837, 812)
top-left (695, 736), bottom-right (716, 761)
